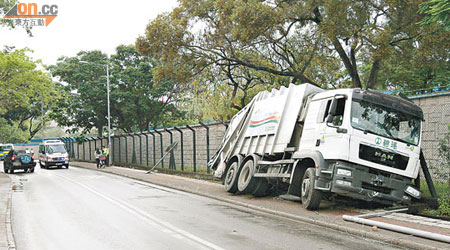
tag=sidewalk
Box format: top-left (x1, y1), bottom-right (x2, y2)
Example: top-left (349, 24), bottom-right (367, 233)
top-left (71, 161), bottom-right (450, 250)
top-left (0, 174), bottom-right (13, 250)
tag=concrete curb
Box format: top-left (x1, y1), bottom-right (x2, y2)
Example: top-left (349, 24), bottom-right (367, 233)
top-left (71, 163), bottom-right (438, 250)
top-left (0, 173), bottom-right (14, 250)
top-left (6, 189), bottom-right (14, 250)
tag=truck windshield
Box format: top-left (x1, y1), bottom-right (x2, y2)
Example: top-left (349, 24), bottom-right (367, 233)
top-left (351, 100), bottom-right (421, 146)
top-left (45, 145), bottom-right (66, 154)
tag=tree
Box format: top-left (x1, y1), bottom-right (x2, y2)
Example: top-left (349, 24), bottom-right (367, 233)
top-left (109, 45), bottom-right (183, 132)
top-left (50, 50), bottom-right (110, 137)
top-left (0, 47), bottom-right (59, 140)
top-left (0, 117), bottom-right (28, 143)
top-left (136, 0), bottom-right (449, 94)
top-left (50, 46), bottom-right (184, 135)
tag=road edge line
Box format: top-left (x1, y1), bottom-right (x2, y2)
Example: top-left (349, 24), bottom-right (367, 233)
top-left (6, 187), bottom-right (15, 250)
top-left (71, 163), bottom-right (438, 250)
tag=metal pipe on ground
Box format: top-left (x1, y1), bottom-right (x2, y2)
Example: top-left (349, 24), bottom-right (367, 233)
top-left (343, 214), bottom-right (450, 244)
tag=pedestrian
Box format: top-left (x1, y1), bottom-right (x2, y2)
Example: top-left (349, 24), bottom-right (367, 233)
top-left (102, 146), bottom-right (110, 166)
top-left (95, 148), bottom-right (101, 168)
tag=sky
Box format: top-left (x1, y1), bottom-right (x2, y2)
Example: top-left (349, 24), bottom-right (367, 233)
top-left (0, 0), bottom-right (179, 66)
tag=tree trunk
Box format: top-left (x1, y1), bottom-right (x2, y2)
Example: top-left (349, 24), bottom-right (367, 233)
top-left (331, 37), bottom-right (362, 88)
top-left (367, 59), bottom-right (381, 89)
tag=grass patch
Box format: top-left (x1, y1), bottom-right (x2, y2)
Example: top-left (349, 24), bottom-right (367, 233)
top-left (421, 180), bottom-right (450, 198)
top-left (420, 180), bottom-right (450, 217)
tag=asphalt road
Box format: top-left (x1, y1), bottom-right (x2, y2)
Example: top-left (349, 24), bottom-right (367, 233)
top-left (1, 162), bottom-right (401, 250)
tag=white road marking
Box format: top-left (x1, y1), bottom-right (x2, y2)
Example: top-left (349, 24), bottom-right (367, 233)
top-left (49, 171), bottom-right (226, 250)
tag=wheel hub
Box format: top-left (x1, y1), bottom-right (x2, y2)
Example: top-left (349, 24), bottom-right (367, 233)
top-left (302, 178), bottom-right (310, 197)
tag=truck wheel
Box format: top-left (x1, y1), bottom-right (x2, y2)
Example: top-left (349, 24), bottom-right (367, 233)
top-left (301, 168), bottom-right (322, 210)
top-left (10, 168), bottom-right (14, 174)
top-left (252, 178), bottom-right (269, 197)
top-left (4, 167), bottom-right (8, 174)
top-left (224, 161), bottom-right (239, 193)
top-left (30, 168), bottom-right (35, 173)
top-left (237, 159), bottom-right (258, 194)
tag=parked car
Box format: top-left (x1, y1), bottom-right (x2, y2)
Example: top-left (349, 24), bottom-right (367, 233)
top-left (0, 144), bottom-right (14, 160)
top-left (4, 149), bottom-right (36, 173)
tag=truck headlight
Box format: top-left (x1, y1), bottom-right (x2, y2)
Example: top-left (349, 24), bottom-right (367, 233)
top-left (405, 186), bottom-right (421, 199)
top-left (337, 168), bottom-right (352, 177)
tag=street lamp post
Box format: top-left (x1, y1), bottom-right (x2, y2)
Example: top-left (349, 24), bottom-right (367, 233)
top-left (80, 60), bottom-right (112, 166)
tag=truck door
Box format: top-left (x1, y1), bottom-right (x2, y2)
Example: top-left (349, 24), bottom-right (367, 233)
top-left (316, 96), bottom-right (350, 161)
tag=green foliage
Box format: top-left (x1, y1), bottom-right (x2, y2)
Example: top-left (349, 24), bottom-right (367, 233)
top-left (0, 118), bottom-right (28, 143)
top-left (420, 0), bottom-right (450, 30)
top-left (49, 50), bottom-right (110, 137)
top-left (437, 196), bottom-right (450, 216)
top-left (50, 45), bottom-right (184, 135)
top-left (0, 47), bottom-right (59, 140)
top-left (137, 0), bottom-right (450, 98)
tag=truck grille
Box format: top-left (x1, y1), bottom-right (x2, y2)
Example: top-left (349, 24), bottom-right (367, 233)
top-left (362, 182), bottom-right (392, 194)
top-left (359, 144), bottom-right (408, 170)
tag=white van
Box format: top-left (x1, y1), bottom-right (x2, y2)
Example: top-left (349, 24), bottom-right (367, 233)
top-left (39, 140), bottom-right (69, 169)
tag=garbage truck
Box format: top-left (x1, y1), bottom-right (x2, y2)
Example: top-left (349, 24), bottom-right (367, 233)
top-left (208, 83), bottom-right (423, 210)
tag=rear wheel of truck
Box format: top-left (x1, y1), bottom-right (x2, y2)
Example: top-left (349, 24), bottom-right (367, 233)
top-left (301, 168), bottom-right (322, 210)
top-left (252, 178), bottom-right (269, 197)
top-left (237, 158), bottom-right (258, 194)
top-left (224, 161), bottom-right (240, 193)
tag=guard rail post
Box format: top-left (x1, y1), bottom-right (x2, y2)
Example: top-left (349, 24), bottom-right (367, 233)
top-left (164, 127), bottom-right (175, 170)
top-left (144, 132), bottom-right (149, 166)
top-left (154, 127), bottom-right (164, 168)
top-left (174, 126), bottom-right (184, 171)
top-left (149, 131), bottom-right (156, 167)
top-left (186, 125), bottom-right (197, 172)
top-left (88, 138), bottom-right (93, 161)
top-left (129, 133), bottom-right (137, 165)
top-left (199, 122), bottom-right (210, 173)
top-left (138, 132), bottom-right (143, 165)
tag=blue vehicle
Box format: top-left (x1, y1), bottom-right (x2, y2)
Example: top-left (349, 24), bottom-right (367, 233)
top-left (0, 144), bottom-right (14, 161)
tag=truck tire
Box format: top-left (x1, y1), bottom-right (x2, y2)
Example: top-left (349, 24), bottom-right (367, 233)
top-left (224, 161), bottom-right (240, 193)
top-left (301, 168), bottom-right (322, 210)
top-left (252, 178), bottom-right (269, 197)
top-left (237, 159), bottom-right (258, 194)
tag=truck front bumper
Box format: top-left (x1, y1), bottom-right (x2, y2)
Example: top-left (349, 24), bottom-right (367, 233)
top-left (316, 161), bottom-right (417, 205)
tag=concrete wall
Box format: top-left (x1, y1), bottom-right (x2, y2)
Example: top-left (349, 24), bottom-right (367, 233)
top-left (412, 93), bottom-right (450, 182)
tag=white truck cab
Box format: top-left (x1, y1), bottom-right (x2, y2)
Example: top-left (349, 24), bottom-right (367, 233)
top-left (210, 84), bottom-right (423, 209)
top-left (39, 140), bottom-right (70, 169)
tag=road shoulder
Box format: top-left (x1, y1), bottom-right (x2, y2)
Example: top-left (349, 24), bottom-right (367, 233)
top-left (0, 173), bottom-right (14, 250)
